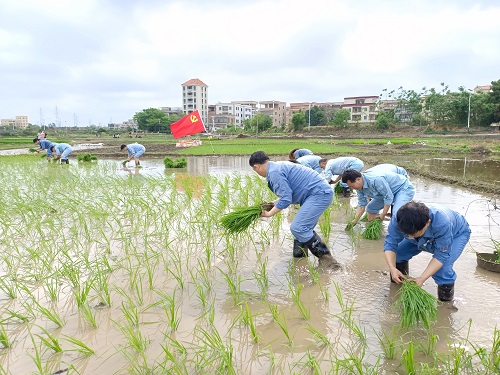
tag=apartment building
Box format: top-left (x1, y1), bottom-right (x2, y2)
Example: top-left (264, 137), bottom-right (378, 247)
top-left (342, 96), bottom-right (378, 124)
top-left (182, 78), bottom-right (208, 125)
top-left (0, 115), bottom-right (29, 128)
top-left (258, 101), bottom-right (287, 127)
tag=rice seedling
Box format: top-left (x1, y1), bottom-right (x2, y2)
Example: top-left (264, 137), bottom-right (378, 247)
top-left (269, 305), bottom-right (293, 348)
top-left (362, 218), bottom-right (383, 240)
top-left (419, 330), bottom-right (439, 356)
top-left (2, 308), bottom-right (31, 324)
top-left (193, 325), bottom-right (236, 375)
top-left (0, 276), bottom-right (17, 299)
top-left (241, 302), bottom-right (259, 343)
top-left (77, 153), bottom-right (98, 162)
top-left (35, 326), bottom-right (63, 353)
top-left (288, 280), bottom-right (310, 320)
top-left (402, 341), bottom-right (416, 375)
top-left (306, 324), bottom-right (331, 347)
top-left (62, 335), bottom-right (95, 357)
top-left (318, 205), bottom-right (332, 240)
top-left (394, 280), bottom-right (439, 329)
top-left (303, 350), bottom-right (322, 374)
top-left (164, 157), bottom-right (187, 168)
top-left (0, 322), bottom-right (11, 348)
top-left (43, 276), bottom-right (60, 302)
top-left (28, 332), bottom-right (50, 375)
top-left (220, 202), bottom-right (273, 234)
top-left (81, 302), bottom-right (98, 328)
top-left (374, 327), bottom-right (398, 359)
top-left (27, 299), bottom-right (66, 328)
top-left (253, 257), bottom-right (269, 298)
top-left (73, 277), bottom-right (94, 309)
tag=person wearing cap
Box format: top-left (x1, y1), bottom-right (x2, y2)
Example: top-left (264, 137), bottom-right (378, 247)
top-left (49, 143), bottom-right (73, 164)
top-left (319, 156), bottom-right (364, 196)
top-left (121, 143), bottom-right (145, 167)
top-left (289, 148), bottom-right (313, 161)
top-left (33, 137), bottom-right (55, 160)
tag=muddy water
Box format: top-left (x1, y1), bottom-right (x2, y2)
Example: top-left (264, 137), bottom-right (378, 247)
top-left (1, 155), bottom-right (499, 374)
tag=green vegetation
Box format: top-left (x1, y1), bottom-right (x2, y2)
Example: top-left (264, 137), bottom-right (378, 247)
top-left (362, 218), bottom-right (383, 240)
top-left (220, 203), bottom-right (272, 234)
top-left (77, 153), bottom-right (98, 162)
top-left (163, 157), bottom-right (187, 168)
top-left (395, 280), bottom-right (439, 329)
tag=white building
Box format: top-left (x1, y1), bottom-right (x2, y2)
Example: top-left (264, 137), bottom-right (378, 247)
top-left (182, 78), bottom-right (208, 125)
top-left (214, 102), bottom-right (254, 127)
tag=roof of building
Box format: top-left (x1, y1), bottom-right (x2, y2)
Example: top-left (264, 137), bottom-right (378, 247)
top-left (182, 78), bottom-right (208, 86)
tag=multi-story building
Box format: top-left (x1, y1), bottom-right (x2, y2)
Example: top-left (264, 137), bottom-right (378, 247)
top-left (182, 78), bottom-right (208, 125)
top-left (474, 85), bottom-right (492, 93)
top-left (287, 102), bottom-right (343, 126)
top-left (258, 101), bottom-right (287, 127)
top-left (342, 96), bottom-right (378, 124)
top-left (107, 119), bottom-right (138, 130)
top-left (1, 115), bottom-right (29, 128)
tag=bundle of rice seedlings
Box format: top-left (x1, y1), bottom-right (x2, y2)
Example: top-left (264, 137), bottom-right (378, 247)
top-left (334, 184), bottom-right (343, 194)
top-left (220, 203), bottom-right (273, 234)
top-left (395, 280), bottom-right (439, 329)
top-left (164, 157), bottom-right (187, 168)
top-left (77, 153), bottom-right (98, 162)
top-left (362, 218), bottom-right (383, 240)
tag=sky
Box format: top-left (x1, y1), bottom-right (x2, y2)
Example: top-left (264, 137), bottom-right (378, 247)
top-left (1, 0), bottom-right (499, 127)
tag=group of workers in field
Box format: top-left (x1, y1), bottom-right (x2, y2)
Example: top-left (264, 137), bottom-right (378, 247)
top-left (250, 149), bottom-right (471, 302)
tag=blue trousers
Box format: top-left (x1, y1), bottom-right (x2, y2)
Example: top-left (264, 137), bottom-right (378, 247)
top-left (290, 190), bottom-right (333, 243)
top-left (395, 229), bottom-right (471, 285)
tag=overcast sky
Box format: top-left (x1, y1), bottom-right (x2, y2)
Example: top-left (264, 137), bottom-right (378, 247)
top-left (1, 0), bottom-right (499, 127)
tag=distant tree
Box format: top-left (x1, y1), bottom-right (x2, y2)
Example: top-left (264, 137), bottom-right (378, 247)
top-left (291, 111), bottom-right (307, 132)
top-left (489, 79), bottom-right (500, 122)
top-left (243, 113), bottom-right (272, 133)
top-left (133, 108), bottom-right (169, 132)
top-left (375, 110), bottom-right (396, 130)
top-left (331, 109), bottom-right (351, 128)
top-left (305, 106), bottom-right (326, 126)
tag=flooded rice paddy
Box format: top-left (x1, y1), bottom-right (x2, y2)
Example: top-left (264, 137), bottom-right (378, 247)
top-left (0, 155), bottom-right (499, 374)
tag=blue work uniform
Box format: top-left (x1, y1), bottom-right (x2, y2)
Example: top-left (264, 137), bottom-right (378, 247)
top-left (266, 161), bottom-right (333, 243)
top-left (39, 140), bottom-right (55, 157)
top-left (293, 149), bottom-right (313, 159)
top-left (296, 155), bottom-right (323, 174)
top-left (127, 143), bottom-right (145, 158)
top-left (369, 163), bottom-right (408, 178)
top-left (53, 143), bottom-right (73, 160)
top-left (384, 204), bottom-right (471, 285)
top-left (324, 157), bottom-right (364, 187)
top-left (356, 168), bottom-right (415, 215)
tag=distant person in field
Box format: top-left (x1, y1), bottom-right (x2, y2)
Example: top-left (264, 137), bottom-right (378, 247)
top-left (249, 151), bottom-right (340, 269)
top-left (121, 143), bottom-right (145, 167)
top-left (289, 148), bottom-right (313, 161)
top-left (296, 154), bottom-right (323, 174)
top-left (49, 143), bottom-right (73, 164)
top-left (384, 201), bottom-right (471, 302)
top-left (37, 130), bottom-right (47, 140)
top-left (319, 156), bottom-right (364, 197)
top-left (33, 138), bottom-right (55, 160)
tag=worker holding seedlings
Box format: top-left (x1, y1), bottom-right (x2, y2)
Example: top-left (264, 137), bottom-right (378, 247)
top-left (33, 137), bottom-right (56, 160)
top-left (295, 154), bottom-right (323, 174)
top-left (249, 151), bottom-right (340, 269)
top-left (384, 201), bottom-right (471, 302)
top-left (342, 167), bottom-right (414, 228)
top-left (319, 156), bottom-right (365, 197)
top-left (121, 143), bottom-right (145, 167)
top-left (288, 148), bottom-right (313, 161)
top-left (49, 143), bottom-right (73, 164)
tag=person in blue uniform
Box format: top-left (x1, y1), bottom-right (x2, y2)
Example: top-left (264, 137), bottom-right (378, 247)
top-left (368, 163), bottom-right (409, 178)
top-left (289, 148), bottom-right (313, 161)
top-left (33, 138), bottom-right (56, 160)
top-left (121, 143), bottom-right (146, 167)
top-left (296, 154), bottom-right (323, 174)
top-left (319, 156), bottom-right (364, 196)
top-left (384, 201), bottom-right (471, 301)
top-left (342, 167), bottom-right (415, 227)
top-left (249, 151), bottom-right (339, 268)
top-left (49, 143), bottom-right (73, 164)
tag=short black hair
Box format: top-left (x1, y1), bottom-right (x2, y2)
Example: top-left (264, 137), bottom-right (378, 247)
top-left (396, 201), bottom-right (430, 234)
top-left (120, 144), bottom-right (127, 150)
top-left (289, 148), bottom-right (299, 160)
top-left (33, 138), bottom-right (39, 143)
top-left (319, 158), bottom-right (327, 164)
top-left (342, 169), bottom-right (362, 183)
top-left (249, 151), bottom-right (269, 166)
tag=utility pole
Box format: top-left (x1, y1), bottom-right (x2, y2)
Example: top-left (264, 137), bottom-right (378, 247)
top-left (467, 89), bottom-right (472, 132)
top-left (308, 102), bottom-right (311, 131)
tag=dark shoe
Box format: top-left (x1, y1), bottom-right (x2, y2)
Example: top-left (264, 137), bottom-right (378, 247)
top-left (305, 231), bottom-right (331, 258)
top-left (391, 260), bottom-right (409, 283)
top-left (342, 186), bottom-right (350, 197)
top-left (293, 239), bottom-right (309, 258)
top-left (61, 159), bottom-right (69, 164)
top-left (438, 283), bottom-right (455, 302)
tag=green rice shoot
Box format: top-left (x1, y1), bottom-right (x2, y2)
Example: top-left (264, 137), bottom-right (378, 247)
top-left (220, 203), bottom-right (271, 234)
top-left (362, 218), bottom-right (383, 240)
top-left (395, 280), bottom-right (439, 329)
top-left (334, 184), bottom-right (343, 194)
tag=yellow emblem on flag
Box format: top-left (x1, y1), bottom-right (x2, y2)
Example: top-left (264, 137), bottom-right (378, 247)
top-left (190, 114), bottom-right (198, 123)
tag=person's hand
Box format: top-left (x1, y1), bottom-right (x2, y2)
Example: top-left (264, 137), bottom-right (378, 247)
top-left (260, 202), bottom-right (274, 211)
top-left (261, 210), bottom-right (273, 218)
top-left (379, 214), bottom-right (386, 221)
top-left (412, 276), bottom-right (425, 287)
top-left (329, 180), bottom-right (335, 185)
top-left (345, 222), bottom-right (355, 231)
top-left (389, 267), bottom-right (407, 284)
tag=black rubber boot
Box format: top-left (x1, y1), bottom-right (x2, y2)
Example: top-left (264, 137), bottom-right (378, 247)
top-left (391, 260), bottom-right (409, 283)
top-left (342, 186), bottom-right (350, 197)
top-left (293, 239), bottom-right (309, 258)
top-left (61, 159), bottom-right (69, 164)
top-left (438, 283), bottom-right (455, 302)
top-left (304, 231), bottom-right (330, 258)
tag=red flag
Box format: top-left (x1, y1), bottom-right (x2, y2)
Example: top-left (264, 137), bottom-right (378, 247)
top-left (170, 110), bottom-right (206, 138)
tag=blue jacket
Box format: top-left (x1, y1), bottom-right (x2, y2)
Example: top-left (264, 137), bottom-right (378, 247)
top-left (384, 204), bottom-right (470, 264)
top-left (293, 149), bottom-right (313, 159)
top-left (52, 143), bottom-right (72, 155)
top-left (266, 161), bottom-right (331, 209)
top-left (296, 155), bottom-right (323, 174)
top-left (127, 143), bottom-right (145, 157)
top-left (39, 139), bottom-right (55, 157)
top-left (324, 157), bottom-right (363, 181)
top-left (356, 169), bottom-right (412, 207)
